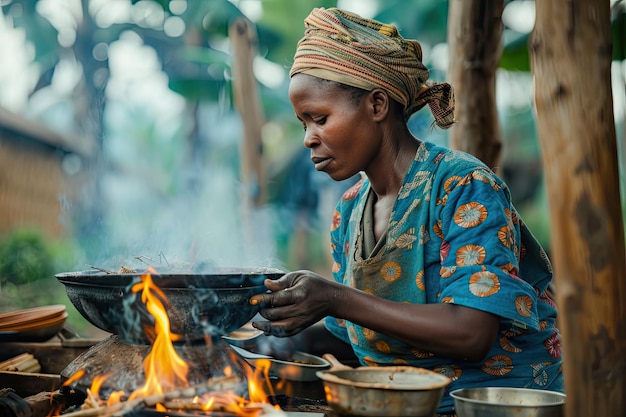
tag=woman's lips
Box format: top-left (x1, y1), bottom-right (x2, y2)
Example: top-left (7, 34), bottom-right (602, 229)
top-left (312, 156), bottom-right (332, 171)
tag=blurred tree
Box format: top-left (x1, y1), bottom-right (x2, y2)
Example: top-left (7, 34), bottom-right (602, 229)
top-left (500, 0), bottom-right (626, 70)
top-left (447, 0), bottom-right (504, 171)
top-left (0, 0), bottom-right (262, 259)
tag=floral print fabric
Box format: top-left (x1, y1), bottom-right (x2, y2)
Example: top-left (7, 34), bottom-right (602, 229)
top-left (325, 141), bottom-right (564, 413)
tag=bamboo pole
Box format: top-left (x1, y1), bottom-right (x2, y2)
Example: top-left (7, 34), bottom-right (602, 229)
top-left (530, 1), bottom-right (626, 416)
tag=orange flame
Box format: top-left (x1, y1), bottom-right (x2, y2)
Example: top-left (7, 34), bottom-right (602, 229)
top-left (248, 359), bottom-right (275, 403)
top-left (89, 374), bottom-right (109, 396)
top-left (62, 369), bottom-right (85, 387)
top-left (128, 269), bottom-right (189, 400)
top-left (106, 390), bottom-right (125, 407)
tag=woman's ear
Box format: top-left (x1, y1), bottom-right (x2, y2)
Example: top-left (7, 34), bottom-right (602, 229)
top-left (368, 88), bottom-right (390, 122)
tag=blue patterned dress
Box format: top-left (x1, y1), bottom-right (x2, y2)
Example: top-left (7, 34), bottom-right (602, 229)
top-left (326, 141), bottom-right (564, 413)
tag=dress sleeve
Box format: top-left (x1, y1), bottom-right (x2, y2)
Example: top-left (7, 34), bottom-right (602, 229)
top-left (436, 168), bottom-right (542, 331)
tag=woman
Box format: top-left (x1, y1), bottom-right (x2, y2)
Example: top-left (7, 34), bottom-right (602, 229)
top-left (250, 7), bottom-right (563, 414)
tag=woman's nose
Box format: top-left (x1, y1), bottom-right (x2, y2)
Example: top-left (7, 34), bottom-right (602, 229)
top-left (303, 129), bottom-right (318, 148)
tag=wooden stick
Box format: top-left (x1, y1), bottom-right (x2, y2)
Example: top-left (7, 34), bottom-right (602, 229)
top-left (160, 400), bottom-right (264, 414)
top-left (58, 375), bottom-right (241, 417)
top-left (87, 265), bottom-right (117, 274)
top-left (0, 353), bottom-right (34, 370)
top-left (7, 358), bottom-right (41, 373)
top-left (0, 353), bottom-right (41, 373)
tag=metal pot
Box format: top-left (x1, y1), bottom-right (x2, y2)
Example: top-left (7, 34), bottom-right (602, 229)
top-left (56, 268), bottom-right (283, 344)
top-left (450, 387), bottom-right (566, 417)
top-left (228, 345), bottom-right (330, 382)
top-left (228, 344), bottom-right (330, 400)
top-left (316, 354), bottom-right (451, 417)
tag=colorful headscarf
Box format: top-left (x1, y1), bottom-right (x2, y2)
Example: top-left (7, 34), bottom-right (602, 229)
top-left (290, 8), bottom-right (455, 129)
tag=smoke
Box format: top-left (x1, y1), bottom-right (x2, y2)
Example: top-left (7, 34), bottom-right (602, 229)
top-left (128, 173), bottom-right (277, 270)
top-left (62, 149), bottom-right (284, 274)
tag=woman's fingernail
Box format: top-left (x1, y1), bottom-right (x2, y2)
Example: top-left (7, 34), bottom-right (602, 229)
top-left (250, 298), bottom-right (259, 305)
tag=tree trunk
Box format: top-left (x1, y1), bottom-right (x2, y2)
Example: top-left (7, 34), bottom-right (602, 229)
top-left (72, 0), bottom-right (107, 259)
top-left (230, 18), bottom-right (266, 206)
top-left (446, 0), bottom-right (503, 172)
top-left (530, 2), bottom-right (626, 416)
top-left (229, 18), bottom-right (266, 247)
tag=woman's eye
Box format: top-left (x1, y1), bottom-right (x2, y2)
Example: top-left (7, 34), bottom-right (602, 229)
top-left (315, 117), bottom-right (327, 125)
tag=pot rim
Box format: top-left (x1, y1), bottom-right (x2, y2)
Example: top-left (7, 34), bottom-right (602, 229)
top-left (449, 387), bottom-right (566, 406)
top-left (56, 268), bottom-right (284, 289)
top-left (316, 366), bottom-right (451, 391)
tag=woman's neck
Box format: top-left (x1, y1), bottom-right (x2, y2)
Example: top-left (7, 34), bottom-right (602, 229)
top-left (366, 128), bottom-right (421, 198)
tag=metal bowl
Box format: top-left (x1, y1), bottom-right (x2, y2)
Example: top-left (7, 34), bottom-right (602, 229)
top-left (316, 355), bottom-right (451, 417)
top-left (229, 345), bottom-right (330, 382)
top-left (450, 387), bottom-right (566, 417)
top-left (56, 268), bottom-right (283, 344)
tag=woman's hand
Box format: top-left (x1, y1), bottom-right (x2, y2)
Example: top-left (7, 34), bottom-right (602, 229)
top-left (250, 271), bottom-right (499, 361)
top-left (249, 270), bottom-right (343, 337)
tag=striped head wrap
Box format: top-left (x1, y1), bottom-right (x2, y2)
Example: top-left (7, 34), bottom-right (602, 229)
top-left (290, 7), bottom-right (455, 129)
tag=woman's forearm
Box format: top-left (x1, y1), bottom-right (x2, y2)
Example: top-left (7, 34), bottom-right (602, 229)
top-left (334, 285), bottom-right (499, 361)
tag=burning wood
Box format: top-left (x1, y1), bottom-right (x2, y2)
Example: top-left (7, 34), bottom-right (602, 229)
top-left (59, 376), bottom-right (242, 416)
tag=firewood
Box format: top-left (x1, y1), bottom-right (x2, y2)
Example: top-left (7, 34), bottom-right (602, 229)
top-left (161, 400), bottom-right (264, 414)
top-left (25, 391), bottom-right (67, 417)
top-left (8, 358), bottom-right (41, 373)
top-left (0, 353), bottom-right (41, 373)
top-left (0, 353), bottom-right (32, 370)
top-left (58, 375), bottom-right (241, 416)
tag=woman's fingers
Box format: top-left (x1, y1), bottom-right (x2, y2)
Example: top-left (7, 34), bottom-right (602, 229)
top-left (249, 271), bottom-right (327, 337)
top-left (251, 316), bottom-right (306, 337)
top-left (250, 276), bottom-right (298, 307)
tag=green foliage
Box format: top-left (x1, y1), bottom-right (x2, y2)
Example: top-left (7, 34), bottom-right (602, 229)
top-left (167, 43), bottom-right (232, 101)
top-left (0, 229), bottom-right (54, 287)
top-left (186, 0), bottom-right (245, 37)
top-left (500, 30), bottom-right (531, 71)
top-left (169, 78), bottom-right (230, 102)
top-left (258, 0), bottom-right (337, 65)
top-left (375, 0), bottom-right (449, 45)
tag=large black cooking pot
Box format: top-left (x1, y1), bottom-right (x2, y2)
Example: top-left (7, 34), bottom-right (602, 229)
top-left (56, 267), bottom-right (283, 344)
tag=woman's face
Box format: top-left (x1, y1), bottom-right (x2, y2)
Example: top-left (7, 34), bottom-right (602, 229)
top-left (288, 74), bottom-right (382, 181)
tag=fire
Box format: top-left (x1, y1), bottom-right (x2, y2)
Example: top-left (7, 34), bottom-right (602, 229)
top-left (248, 359), bottom-right (275, 403)
top-left (128, 269), bottom-right (189, 399)
top-left (62, 369), bottom-right (85, 387)
top-left (59, 269), bottom-right (284, 417)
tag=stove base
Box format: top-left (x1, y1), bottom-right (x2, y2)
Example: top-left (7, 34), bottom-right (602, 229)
top-left (60, 335), bottom-right (248, 399)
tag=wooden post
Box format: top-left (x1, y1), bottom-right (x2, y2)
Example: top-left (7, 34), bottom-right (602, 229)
top-left (446, 0), bottom-right (504, 172)
top-left (229, 18), bottom-right (266, 245)
top-left (230, 17), bottom-right (266, 207)
top-left (530, 1), bottom-right (626, 416)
